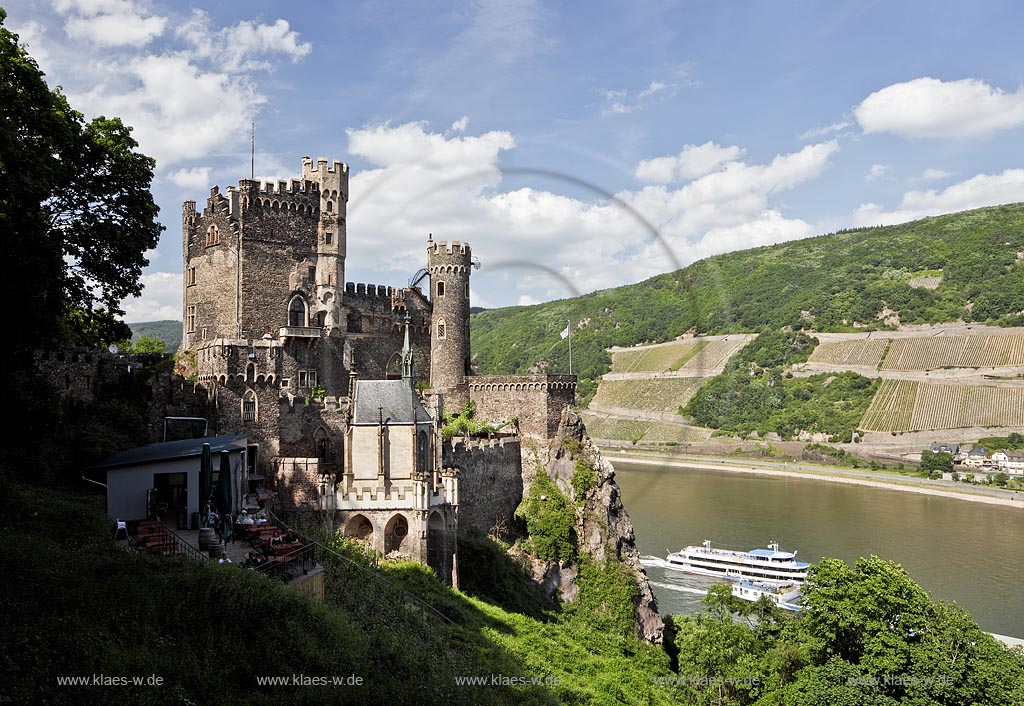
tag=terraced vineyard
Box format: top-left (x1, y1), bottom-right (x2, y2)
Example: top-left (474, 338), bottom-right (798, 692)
top-left (909, 383), bottom-right (1024, 429)
top-left (880, 334), bottom-right (1024, 370)
top-left (579, 415), bottom-right (654, 443)
top-left (860, 380), bottom-right (918, 431)
top-left (589, 378), bottom-right (706, 413)
top-left (861, 379), bottom-right (1024, 431)
top-left (609, 335), bottom-right (754, 374)
top-left (581, 413), bottom-right (712, 444)
top-left (610, 340), bottom-right (709, 373)
top-left (640, 421), bottom-right (713, 443)
top-left (808, 339), bottom-right (889, 367)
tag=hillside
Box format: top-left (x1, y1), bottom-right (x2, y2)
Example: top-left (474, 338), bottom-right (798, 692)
top-left (471, 203), bottom-right (1024, 399)
top-left (129, 319), bottom-right (181, 352)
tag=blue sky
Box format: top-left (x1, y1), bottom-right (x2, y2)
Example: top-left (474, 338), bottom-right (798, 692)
top-left (7, 0), bottom-right (1024, 321)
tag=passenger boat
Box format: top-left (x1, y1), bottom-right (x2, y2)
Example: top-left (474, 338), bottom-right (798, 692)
top-left (665, 540), bottom-right (810, 584)
top-left (731, 579), bottom-right (802, 611)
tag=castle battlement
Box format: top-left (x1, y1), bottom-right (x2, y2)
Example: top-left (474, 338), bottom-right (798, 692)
top-left (346, 282), bottom-right (394, 297)
top-left (428, 239), bottom-right (472, 256)
top-left (301, 156), bottom-right (349, 177)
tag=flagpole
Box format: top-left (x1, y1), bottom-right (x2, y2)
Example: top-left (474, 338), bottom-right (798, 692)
top-left (567, 319), bottom-right (572, 376)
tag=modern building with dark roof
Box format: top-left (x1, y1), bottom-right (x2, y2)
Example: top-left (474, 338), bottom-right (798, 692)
top-left (86, 434), bottom-right (248, 527)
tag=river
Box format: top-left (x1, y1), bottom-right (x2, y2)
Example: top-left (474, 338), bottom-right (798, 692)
top-left (612, 458), bottom-right (1024, 638)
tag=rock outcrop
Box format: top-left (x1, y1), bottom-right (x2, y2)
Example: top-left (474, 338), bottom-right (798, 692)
top-left (524, 407), bottom-right (664, 643)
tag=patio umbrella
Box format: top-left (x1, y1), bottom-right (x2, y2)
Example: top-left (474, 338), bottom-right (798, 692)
top-left (200, 442), bottom-right (213, 527)
top-left (217, 450), bottom-right (233, 516)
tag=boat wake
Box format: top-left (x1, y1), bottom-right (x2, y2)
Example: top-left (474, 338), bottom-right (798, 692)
top-left (640, 555), bottom-right (671, 569)
top-left (648, 581), bottom-right (708, 597)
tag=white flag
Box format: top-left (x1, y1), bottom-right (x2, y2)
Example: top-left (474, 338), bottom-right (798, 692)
top-left (560, 323), bottom-right (570, 340)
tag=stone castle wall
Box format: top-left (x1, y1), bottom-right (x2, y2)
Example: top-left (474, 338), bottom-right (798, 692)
top-left (469, 375), bottom-right (577, 439)
top-left (448, 436), bottom-right (522, 534)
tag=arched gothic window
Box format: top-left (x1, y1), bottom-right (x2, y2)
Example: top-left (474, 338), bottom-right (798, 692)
top-left (242, 390), bottom-right (257, 423)
top-left (288, 296), bottom-right (307, 327)
top-left (437, 318), bottom-right (446, 339)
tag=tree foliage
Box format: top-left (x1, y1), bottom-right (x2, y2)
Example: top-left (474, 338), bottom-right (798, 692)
top-left (0, 9), bottom-right (162, 356)
top-left (920, 450), bottom-right (954, 474)
top-left (669, 556), bottom-right (1024, 705)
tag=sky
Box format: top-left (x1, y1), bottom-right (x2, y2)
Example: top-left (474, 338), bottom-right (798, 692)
top-left (7, 0), bottom-right (1024, 322)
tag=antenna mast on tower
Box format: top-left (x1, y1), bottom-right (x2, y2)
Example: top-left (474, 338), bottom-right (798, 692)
top-left (250, 123), bottom-right (255, 179)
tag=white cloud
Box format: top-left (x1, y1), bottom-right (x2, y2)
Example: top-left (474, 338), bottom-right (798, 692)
top-left (517, 294), bottom-right (539, 306)
top-left (167, 166), bottom-right (212, 190)
top-left (64, 12), bottom-right (166, 47)
top-left (449, 115), bottom-right (470, 133)
top-left (73, 54), bottom-right (265, 168)
top-left (598, 78), bottom-right (677, 116)
top-left (56, 0), bottom-right (166, 48)
top-left (854, 169), bottom-right (1024, 226)
top-left (175, 10), bottom-right (311, 71)
top-left (914, 168), bottom-right (953, 181)
top-left (799, 120), bottom-right (852, 140)
top-left (638, 81), bottom-right (668, 99)
top-left (342, 121), bottom-right (838, 302)
top-left (635, 141), bottom-right (745, 183)
top-left (8, 20), bottom-right (50, 67)
top-left (855, 77), bottom-right (1024, 139)
top-left (865, 163), bottom-right (890, 181)
top-left (122, 271), bottom-right (182, 322)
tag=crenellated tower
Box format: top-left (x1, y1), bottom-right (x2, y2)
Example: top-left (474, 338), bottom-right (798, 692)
top-left (428, 235), bottom-right (472, 409)
top-left (302, 156), bottom-right (349, 333)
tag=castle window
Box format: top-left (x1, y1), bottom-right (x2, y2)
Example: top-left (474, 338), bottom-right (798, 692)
top-left (187, 266), bottom-right (196, 286)
top-left (465, 282), bottom-right (470, 297)
top-left (288, 296), bottom-right (307, 327)
top-left (314, 427), bottom-right (329, 462)
top-left (298, 370), bottom-right (318, 388)
top-left (436, 281), bottom-right (445, 297)
top-left (437, 318), bottom-right (446, 339)
top-left (326, 201), bottom-right (333, 213)
top-left (246, 362), bottom-right (255, 382)
top-left (206, 225), bottom-right (220, 246)
top-left (281, 378), bottom-right (289, 388)
top-left (325, 232), bottom-right (333, 245)
top-left (201, 327), bottom-right (208, 340)
top-left (308, 266), bottom-right (316, 282)
top-left (186, 305), bottom-right (196, 333)
top-left (242, 390), bottom-right (257, 423)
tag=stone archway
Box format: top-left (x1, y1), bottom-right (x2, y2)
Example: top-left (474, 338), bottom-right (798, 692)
top-left (343, 514), bottom-right (373, 542)
top-left (384, 513), bottom-right (409, 555)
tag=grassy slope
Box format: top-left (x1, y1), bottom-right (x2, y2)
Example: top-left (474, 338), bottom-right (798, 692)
top-left (471, 203), bottom-right (1024, 399)
top-left (0, 481), bottom-right (675, 706)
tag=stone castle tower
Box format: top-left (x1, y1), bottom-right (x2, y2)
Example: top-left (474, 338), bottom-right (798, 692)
top-left (300, 157), bottom-right (348, 333)
top-left (428, 235), bottom-right (472, 410)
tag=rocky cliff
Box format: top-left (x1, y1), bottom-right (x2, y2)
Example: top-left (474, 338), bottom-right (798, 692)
top-left (523, 407), bottom-right (664, 643)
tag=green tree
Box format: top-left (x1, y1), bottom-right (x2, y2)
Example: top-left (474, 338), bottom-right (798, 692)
top-left (920, 450), bottom-right (954, 475)
top-left (0, 9), bottom-right (162, 357)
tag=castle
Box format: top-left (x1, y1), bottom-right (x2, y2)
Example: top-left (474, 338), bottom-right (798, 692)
top-left (176, 156), bottom-right (577, 585)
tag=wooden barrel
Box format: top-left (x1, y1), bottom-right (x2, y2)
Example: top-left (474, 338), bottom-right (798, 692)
top-left (208, 538), bottom-right (226, 559)
top-left (198, 527), bottom-right (215, 550)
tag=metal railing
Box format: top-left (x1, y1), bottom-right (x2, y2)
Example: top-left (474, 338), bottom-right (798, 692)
top-left (165, 526), bottom-right (209, 562)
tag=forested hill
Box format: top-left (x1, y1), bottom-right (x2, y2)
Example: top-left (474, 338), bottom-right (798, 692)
top-left (470, 203), bottom-right (1024, 399)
